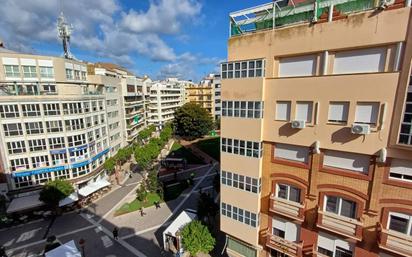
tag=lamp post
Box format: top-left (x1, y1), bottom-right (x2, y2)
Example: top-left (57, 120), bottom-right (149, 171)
top-left (78, 238), bottom-right (85, 257)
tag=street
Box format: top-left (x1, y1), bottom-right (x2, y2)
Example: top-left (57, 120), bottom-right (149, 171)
top-left (1, 164), bottom-right (220, 257)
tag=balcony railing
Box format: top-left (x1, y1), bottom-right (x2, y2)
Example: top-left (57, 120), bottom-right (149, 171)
top-left (317, 211), bottom-right (363, 240)
top-left (269, 194), bottom-right (305, 221)
top-left (378, 223), bottom-right (412, 256)
top-left (266, 233), bottom-right (303, 257)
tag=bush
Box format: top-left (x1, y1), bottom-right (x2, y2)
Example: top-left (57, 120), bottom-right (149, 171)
top-left (181, 220), bottom-right (215, 256)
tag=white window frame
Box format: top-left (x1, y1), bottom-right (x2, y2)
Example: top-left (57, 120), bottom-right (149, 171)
top-left (276, 183), bottom-right (301, 203)
top-left (3, 123), bottom-right (23, 136)
top-left (28, 139), bottom-right (47, 151)
top-left (25, 121), bottom-right (44, 134)
top-left (48, 137), bottom-right (65, 149)
top-left (4, 65), bottom-right (20, 77)
top-left (276, 101), bottom-right (291, 121)
top-left (389, 159), bottom-right (412, 183)
top-left (43, 103), bottom-right (60, 116)
top-left (10, 158), bottom-right (30, 171)
top-left (387, 212), bottom-right (412, 236)
top-left (22, 66), bottom-right (37, 78)
top-left (324, 195), bottom-right (357, 219)
top-left (7, 141), bottom-right (26, 154)
top-left (354, 102), bottom-right (380, 125)
top-left (328, 102), bottom-right (349, 123)
top-left (31, 155), bottom-right (49, 168)
top-left (0, 104), bottom-right (19, 118)
top-left (39, 66), bottom-right (54, 78)
top-left (22, 104), bottom-right (41, 117)
top-left (295, 101), bottom-right (313, 123)
top-left (46, 120), bottom-right (63, 133)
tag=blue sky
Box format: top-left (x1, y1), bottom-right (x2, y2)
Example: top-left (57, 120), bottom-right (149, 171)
top-left (0, 0), bottom-right (269, 82)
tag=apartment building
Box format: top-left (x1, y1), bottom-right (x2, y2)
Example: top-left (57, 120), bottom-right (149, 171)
top-left (211, 74), bottom-right (222, 120)
top-left (148, 78), bottom-right (186, 126)
top-left (0, 51), bottom-right (111, 194)
top-left (92, 63), bottom-right (146, 144)
top-left (220, 1), bottom-right (412, 257)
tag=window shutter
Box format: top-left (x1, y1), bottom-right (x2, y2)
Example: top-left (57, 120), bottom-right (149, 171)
top-left (328, 102), bottom-right (349, 122)
top-left (333, 47), bottom-right (386, 74)
top-left (274, 143), bottom-right (309, 163)
top-left (279, 55), bottom-right (316, 77)
top-left (296, 102), bottom-right (313, 123)
top-left (317, 233), bottom-right (335, 252)
top-left (276, 101), bottom-right (290, 121)
top-left (390, 159), bottom-right (412, 176)
top-left (323, 150), bottom-right (370, 173)
top-left (355, 103), bottom-right (379, 124)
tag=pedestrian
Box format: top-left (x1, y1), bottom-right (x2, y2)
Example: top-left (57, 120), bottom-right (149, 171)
top-left (112, 227), bottom-right (118, 240)
top-left (140, 207), bottom-right (146, 216)
top-left (154, 201), bottom-right (161, 209)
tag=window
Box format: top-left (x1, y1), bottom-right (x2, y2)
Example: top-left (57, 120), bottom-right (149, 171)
top-left (22, 104), bottom-right (41, 117)
top-left (323, 150), bottom-right (370, 174)
top-left (14, 176), bottom-right (33, 188)
top-left (10, 158), bottom-right (29, 171)
top-left (324, 195), bottom-right (357, 219)
top-left (55, 169), bottom-right (70, 179)
top-left (0, 105), bottom-right (19, 118)
top-left (355, 102), bottom-right (379, 125)
top-left (65, 119), bottom-right (85, 131)
top-left (279, 55), bottom-right (317, 77)
top-left (221, 59), bottom-right (264, 79)
top-left (276, 184), bottom-right (301, 203)
top-left (46, 120), bottom-right (63, 133)
top-left (221, 202), bottom-right (258, 228)
top-left (272, 216), bottom-right (300, 242)
top-left (39, 66), bottom-right (54, 78)
top-left (221, 170), bottom-right (261, 193)
top-left (3, 123), bottom-right (23, 136)
top-left (25, 122), bottom-right (44, 134)
top-left (63, 102), bottom-right (83, 115)
top-left (4, 65), bottom-right (20, 77)
top-left (328, 102), bottom-right (349, 123)
top-left (274, 143), bottom-right (309, 163)
top-left (389, 159), bottom-right (412, 183)
top-left (275, 101), bottom-right (291, 121)
top-left (333, 47), bottom-right (385, 74)
top-left (222, 138), bottom-right (262, 158)
top-left (31, 155), bottom-right (49, 168)
top-left (22, 66), bottom-right (37, 78)
top-left (51, 153), bottom-right (67, 166)
top-left (317, 233), bottom-right (354, 257)
top-left (7, 141), bottom-right (26, 154)
top-left (221, 101), bottom-right (263, 118)
top-left (66, 69), bottom-right (73, 79)
top-left (387, 212), bottom-right (412, 236)
top-left (68, 134), bottom-right (86, 147)
top-left (72, 165), bottom-right (89, 177)
top-left (74, 70), bottom-right (80, 80)
top-left (43, 103), bottom-right (60, 116)
top-left (49, 137), bottom-right (65, 149)
top-left (295, 101), bottom-right (313, 123)
top-left (34, 173), bottom-right (52, 184)
top-left (28, 139), bottom-right (47, 151)
top-left (399, 85), bottom-right (412, 145)
top-left (43, 84), bottom-right (56, 93)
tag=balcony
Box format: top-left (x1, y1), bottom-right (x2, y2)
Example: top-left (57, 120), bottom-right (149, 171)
top-left (317, 211), bottom-right (363, 240)
top-left (378, 223), bottom-right (412, 256)
top-left (266, 233), bottom-right (303, 257)
top-left (269, 195), bottom-right (305, 222)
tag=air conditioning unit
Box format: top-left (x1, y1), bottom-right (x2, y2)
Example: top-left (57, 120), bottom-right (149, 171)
top-left (291, 120), bottom-right (306, 129)
top-left (379, 0), bottom-right (395, 9)
top-left (351, 123), bottom-right (370, 135)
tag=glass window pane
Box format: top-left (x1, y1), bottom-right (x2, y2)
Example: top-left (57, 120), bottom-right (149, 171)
top-left (277, 184), bottom-right (288, 199)
top-left (340, 199), bottom-right (356, 219)
top-left (389, 215), bottom-right (409, 234)
top-left (325, 196), bottom-right (339, 214)
top-left (289, 187), bottom-right (301, 203)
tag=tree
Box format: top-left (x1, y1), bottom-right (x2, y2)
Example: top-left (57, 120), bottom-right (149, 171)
top-left (40, 180), bottom-right (74, 208)
top-left (136, 182), bottom-right (148, 202)
top-left (173, 103), bottom-right (213, 140)
top-left (214, 117), bottom-right (221, 130)
top-left (181, 220), bottom-right (215, 256)
top-left (103, 157), bottom-right (116, 174)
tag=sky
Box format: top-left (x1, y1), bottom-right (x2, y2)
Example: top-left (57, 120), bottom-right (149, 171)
top-left (0, 0), bottom-right (269, 82)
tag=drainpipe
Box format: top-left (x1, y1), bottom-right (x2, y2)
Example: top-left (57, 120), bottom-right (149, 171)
top-left (328, 4), bottom-right (334, 22)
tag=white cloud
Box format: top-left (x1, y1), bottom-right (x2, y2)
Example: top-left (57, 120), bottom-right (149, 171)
top-left (120, 0), bottom-right (202, 34)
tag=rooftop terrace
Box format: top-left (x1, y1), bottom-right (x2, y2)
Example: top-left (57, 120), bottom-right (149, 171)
top-left (229, 0), bottom-right (407, 37)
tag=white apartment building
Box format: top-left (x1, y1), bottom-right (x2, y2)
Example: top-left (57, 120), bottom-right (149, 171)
top-left (148, 78), bottom-right (186, 126)
top-left (0, 52), bottom-right (111, 193)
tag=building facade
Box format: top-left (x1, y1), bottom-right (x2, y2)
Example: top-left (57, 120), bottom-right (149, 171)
top-left (0, 52), bottom-right (110, 192)
top-left (148, 78), bottom-right (186, 126)
top-left (220, 1), bottom-right (412, 257)
top-left (186, 78), bottom-right (213, 113)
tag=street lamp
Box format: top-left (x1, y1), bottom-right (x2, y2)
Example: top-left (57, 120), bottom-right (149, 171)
top-left (78, 238), bottom-right (85, 257)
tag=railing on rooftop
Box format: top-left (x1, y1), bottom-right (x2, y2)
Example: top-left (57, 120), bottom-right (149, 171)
top-left (229, 0), bottom-right (382, 37)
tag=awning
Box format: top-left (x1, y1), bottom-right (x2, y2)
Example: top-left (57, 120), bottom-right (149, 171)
top-left (162, 209), bottom-right (197, 250)
top-left (45, 240), bottom-right (81, 257)
top-left (59, 192), bottom-right (79, 207)
top-left (78, 179), bottom-right (110, 197)
top-left (7, 193), bottom-right (44, 213)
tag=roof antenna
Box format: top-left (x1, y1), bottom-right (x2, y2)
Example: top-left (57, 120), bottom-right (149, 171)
top-left (57, 0), bottom-right (74, 59)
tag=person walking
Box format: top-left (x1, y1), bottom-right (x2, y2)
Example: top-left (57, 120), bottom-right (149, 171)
top-left (140, 207), bottom-right (146, 216)
top-left (154, 201), bottom-right (161, 209)
top-left (112, 227), bottom-right (119, 240)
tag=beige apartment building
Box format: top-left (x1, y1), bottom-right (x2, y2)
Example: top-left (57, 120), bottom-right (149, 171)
top-left (220, 1), bottom-right (412, 257)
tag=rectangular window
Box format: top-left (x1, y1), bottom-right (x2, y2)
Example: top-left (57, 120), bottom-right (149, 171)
top-left (7, 141), bottom-right (26, 154)
top-left (3, 123), bottom-right (23, 136)
top-left (43, 84), bottom-right (56, 93)
top-left (46, 120), bottom-right (63, 133)
top-left (14, 176), bottom-right (33, 188)
top-left (28, 139), bottom-right (47, 151)
top-left (295, 101), bottom-right (313, 123)
top-left (276, 183), bottom-right (301, 203)
top-left (66, 69), bottom-right (73, 79)
top-left (328, 102), bottom-right (349, 123)
top-left (275, 101), bottom-right (291, 121)
top-left (0, 105), bottom-right (19, 118)
top-left (389, 159), bottom-right (412, 183)
top-left (51, 153), bottom-right (67, 166)
top-left (317, 233), bottom-right (353, 257)
top-left (324, 195), bottom-right (357, 219)
top-left (4, 65), bottom-right (20, 77)
top-left (274, 143), bottom-right (309, 163)
top-left (279, 55), bottom-right (317, 77)
top-left (388, 212), bottom-right (412, 235)
top-left (22, 66), bottom-right (37, 78)
top-left (221, 59), bottom-right (264, 79)
top-left (68, 134), bottom-right (86, 147)
top-left (399, 85), bottom-right (412, 145)
top-left (40, 66), bottom-right (54, 78)
top-left (22, 104), bottom-right (41, 117)
top-left (323, 150), bottom-right (370, 174)
top-left (10, 158), bottom-right (29, 171)
top-left (34, 172), bottom-right (52, 184)
top-left (31, 155), bottom-right (49, 168)
top-left (333, 47), bottom-right (386, 74)
top-left (25, 122), bottom-right (44, 134)
top-left (43, 103), bottom-right (60, 116)
top-left (355, 102), bottom-right (380, 125)
top-left (49, 137), bottom-right (65, 149)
